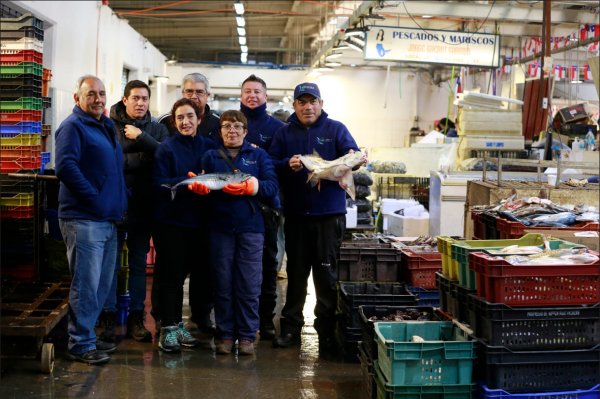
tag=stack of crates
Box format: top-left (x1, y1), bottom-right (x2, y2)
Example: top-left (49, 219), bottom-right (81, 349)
top-left (465, 241), bottom-right (600, 396)
top-left (1, 13), bottom-right (47, 281)
top-left (400, 246), bottom-right (442, 308)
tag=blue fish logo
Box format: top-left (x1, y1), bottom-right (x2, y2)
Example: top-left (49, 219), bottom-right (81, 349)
top-left (242, 158), bottom-right (257, 166)
top-left (316, 137), bottom-right (332, 145)
top-left (259, 133), bottom-right (271, 143)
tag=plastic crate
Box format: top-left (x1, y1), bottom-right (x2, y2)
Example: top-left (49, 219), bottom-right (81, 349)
top-left (338, 242), bottom-right (402, 282)
top-left (0, 262), bottom-right (37, 281)
top-left (0, 13), bottom-right (44, 30)
top-left (42, 68), bottom-right (52, 96)
top-left (1, 72), bottom-right (42, 88)
top-left (496, 216), bottom-right (600, 239)
top-left (401, 249), bottom-right (442, 289)
top-left (1, 26), bottom-right (44, 41)
top-left (471, 211), bottom-right (485, 240)
top-left (437, 236), bottom-right (459, 280)
top-left (472, 295), bottom-right (600, 350)
top-left (0, 62), bottom-right (43, 76)
top-left (477, 341), bottom-right (600, 393)
top-left (436, 272), bottom-right (452, 315)
top-left (334, 319), bottom-right (361, 362)
top-left (0, 97), bottom-right (43, 110)
top-left (1, 133), bottom-right (41, 146)
top-left (358, 341), bottom-right (376, 399)
top-left (0, 109), bottom-right (42, 123)
top-left (374, 362), bottom-right (476, 399)
top-left (0, 122), bottom-right (42, 134)
top-left (470, 251), bottom-right (600, 306)
top-left (0, 49), bottom-right (43, 64)
top-left (358, 305), bottom-right (444, 362)
top-left (0, 177), bottom-right (34, 195)
top-left (0, 156), bottom-right (41, 173)
top-left (0, 205), bottom-right (34, 219)
top-left (406, 286), bottom-right (441, 307)
top-left (0, 193), bottom-right (34, 207)
top-left (480, 384), bottom-right (599, 399)
top-left (375, 321), bottom-right (476, 386)
top-left (0, 37), bottom-right (44, 53)
top-left (1, 145), bottom-right (41, 158)
top-left (482, 212), bottom-right (499, 240)
top-left (42, 96), bottom-right (51, 109)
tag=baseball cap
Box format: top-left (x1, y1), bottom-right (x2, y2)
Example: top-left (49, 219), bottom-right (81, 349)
top-left (293, 82), bottom-right (321, 100)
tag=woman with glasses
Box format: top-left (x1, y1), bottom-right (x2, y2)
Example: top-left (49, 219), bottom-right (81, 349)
top-left (152, 98), bottom-right (217, 353)
top-left (189, 110), bottom-right (279, 356)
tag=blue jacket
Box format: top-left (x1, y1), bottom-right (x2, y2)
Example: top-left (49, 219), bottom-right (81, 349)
top-left (269, 111), bottom-right (359, 217)
top-left (202, 141), bottom-right (279, 233)
top-left (241, 103), bottom-right (285, 151)
top-left (153, 133), bottom-right (217, 228)
top-left (55, 106), bottom-right (127, 222)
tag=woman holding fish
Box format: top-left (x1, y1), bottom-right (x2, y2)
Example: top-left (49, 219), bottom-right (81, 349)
top-left (152, 98), bottom-right (217, 353)
top-left (191, 110), bottom-right (279, 356)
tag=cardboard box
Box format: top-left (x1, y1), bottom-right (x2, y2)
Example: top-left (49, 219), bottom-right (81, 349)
top-left (524, 229), bottom-right (600, 251)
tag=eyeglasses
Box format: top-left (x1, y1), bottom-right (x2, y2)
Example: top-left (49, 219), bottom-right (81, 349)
top-left (183, 89), bottom-right (208, 96)
top-left (221, 123), bottom-right (245, 132)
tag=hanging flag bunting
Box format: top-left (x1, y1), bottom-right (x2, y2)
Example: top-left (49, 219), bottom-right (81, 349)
top-left (580, 24), bottom-right (588, 41)
top-left (583, 64), bottom-right (591, 80)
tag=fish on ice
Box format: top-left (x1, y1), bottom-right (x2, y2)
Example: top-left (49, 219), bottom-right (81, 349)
top-left (299, 151), bottom-right (366, 200)
top-left (162, 171), bottom-right (252, 200)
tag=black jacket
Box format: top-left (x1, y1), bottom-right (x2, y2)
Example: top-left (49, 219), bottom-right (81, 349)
top-left (158, 104), bottom-right (220, 142)
top-left (110, 101), bottom-right (169, 221)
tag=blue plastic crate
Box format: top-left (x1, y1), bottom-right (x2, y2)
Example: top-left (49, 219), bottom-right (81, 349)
top-left (480, 384), bottom-right (599, 399)
top-left (407, 286), bottom-right (440, 307)
top-left (0, 121), bottom-right (42, 134)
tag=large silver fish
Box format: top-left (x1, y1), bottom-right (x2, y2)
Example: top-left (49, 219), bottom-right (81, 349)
top-left (162, 171), bottom-right (252, 200)
top-left (299, 151), bottom-right (365, 200)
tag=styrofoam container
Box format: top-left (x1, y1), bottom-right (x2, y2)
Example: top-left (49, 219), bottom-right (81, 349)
top-left (346, 205), bottom-right (357, 228)
top-left (387, 211), bottom-right (430, 237)
top-left (459, 135), bottom-right (524, 150)
top-left (381, 199), bottom-right (420, 232)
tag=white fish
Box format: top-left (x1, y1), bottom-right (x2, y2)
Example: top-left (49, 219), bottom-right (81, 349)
top-left (162, 171), bottom-right (252, 200)
top-left (299, 151), bottom-right (365, 200)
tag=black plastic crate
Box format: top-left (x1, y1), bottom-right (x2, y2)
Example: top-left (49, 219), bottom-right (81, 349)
top-left (472, 296), bottom-right (600, 350)
top-left (358, 341), bottom-right (376, 399)
top-left (338, 241), bottom-right (400, 281)
top-left (0, 176), bottom-right (35, 194)
top-left (1, 25), bottom-right (44, 41)
top-left (477, 340), bottom-right (600, 393)
top-left (337, 282), bottom-right (417, 328)
top-left (0, 13), bottom-right (44, 30)
top-left (0, 86), bottom-right (41, 100)
top-left (455, 282), bottom-right (476, 324)
top-left (334, 321), bottom-right (361, 362)
top-left (42, 96), bottom-right (51, 109)
top-left (358, 305), bottom-right (442, 362)
top-left (1, 73), bottom-right (42, 89)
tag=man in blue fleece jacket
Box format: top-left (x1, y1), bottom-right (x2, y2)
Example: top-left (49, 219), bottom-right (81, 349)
top-left (55, 75), bottom-right (127, 364)
top-left (269, 82), bottom-right (363, 357)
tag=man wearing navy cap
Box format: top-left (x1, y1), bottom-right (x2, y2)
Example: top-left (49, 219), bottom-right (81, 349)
top-left (269, 82), bottom-right (365, 357)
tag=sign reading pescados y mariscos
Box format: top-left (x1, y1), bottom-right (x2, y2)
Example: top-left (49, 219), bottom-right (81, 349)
top-left (365, 26), bottom-right (501, 68)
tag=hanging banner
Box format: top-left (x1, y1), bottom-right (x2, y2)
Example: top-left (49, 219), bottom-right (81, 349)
top-left (364, 26), bottom-right (501, 67)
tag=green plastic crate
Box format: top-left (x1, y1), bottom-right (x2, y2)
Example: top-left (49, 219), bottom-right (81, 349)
top-left (451, 233), bottom-right (585, 290)
top-left (0, 97), bottom-right (42, 111)
top-left (375, 321), bottom-right (476, 386)
top-left (374, 360), bottom-right (475, 398)
top-left (0, 62), bottom-right (43, 76)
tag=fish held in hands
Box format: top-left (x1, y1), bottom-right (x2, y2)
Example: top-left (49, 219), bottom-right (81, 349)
top-left (163, 172), bottom-right (252, 200)
top-left (299, 151), bottom-right (366, 200)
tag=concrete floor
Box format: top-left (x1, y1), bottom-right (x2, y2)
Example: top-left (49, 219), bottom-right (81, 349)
top-left (0, 274), bottom-right (366, 399)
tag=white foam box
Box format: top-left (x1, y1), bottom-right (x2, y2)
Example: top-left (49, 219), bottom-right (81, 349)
top-left (346, 205), bottom-right (357, 228)
top-left (387, 212), bottom-right (430, 237)
top-left (458, 108), bottom-right (522, 136)
top-left (380, 199), bottom-right (420, 232)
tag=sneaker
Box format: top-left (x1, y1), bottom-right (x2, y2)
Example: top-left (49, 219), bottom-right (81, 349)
top-left (66, 349), bottom-right (110, 365)
top-left (176, 322), bottom-right (200, 348)
top-left (215, 339), bottom-right (234, 355)
top-left (96, 339), bottom-right (117, 354)
top-left (127, 310), bottom-right (152, 342)
top-left (238, 339), bottom-right (255, 356)
top-left (98, 310), bottom-right (116, 343)
top-left (158, 325), bottom-right (181, 353)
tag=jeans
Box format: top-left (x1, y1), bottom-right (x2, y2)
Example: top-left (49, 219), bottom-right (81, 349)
top-left (104, 222), bottom-right (152, 312)
top-left (210, 231), bottom-right (263, 341)
top-left (60, 219), bottom-right (118, 354)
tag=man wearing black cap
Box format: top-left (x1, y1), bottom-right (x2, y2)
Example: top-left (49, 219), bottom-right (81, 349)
top-left (269, 82), bottom-right (364, 357)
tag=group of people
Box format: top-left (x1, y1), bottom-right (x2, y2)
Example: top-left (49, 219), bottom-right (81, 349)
top-left (55, 72), bottom-right (364, 365)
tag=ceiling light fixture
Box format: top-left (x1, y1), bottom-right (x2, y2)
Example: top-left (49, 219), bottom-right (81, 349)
top-left (241, 53), bottom-right (248, 63)
top-left (326, 52), bottom-right (343, 60)
top-left (325, 62), bottom-right (342, 67)
top-left (234, 2), bottom-right (244, 15)
top-left (236, 16), bottom-right (246, 27)
top-left (238, 36), bottom-right (247, 45)
top-left (344, 30), bottom-right (366, 39)
top-left (237, 27), bottom-right (246, 36)
top-left (344, 39), bottom-right (363, 53)
top-left (421, 15), bottom-right (433, 19)
top-left (241, 45), bottom-right (248, 53)
top-left (166, 55), bottom-right (178, 65)
top-left (348, 36), bottom-right (365, 47)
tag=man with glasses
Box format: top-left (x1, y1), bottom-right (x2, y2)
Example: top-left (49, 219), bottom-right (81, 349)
top-left (239, 74), bottom-right (285, 340)
top-left (158, 73), bottom-right (220, 141)
top-left (156, 72), bottom-right (219, 339)
top-left (97, 80), bottom-right (168, 345)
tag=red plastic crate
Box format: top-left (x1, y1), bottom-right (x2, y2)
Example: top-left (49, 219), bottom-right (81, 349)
top-left (0, 263), bottom-right (37, 281)
top-left (1, 205), bottom-right (35, 218)
top-left (0, 109), bottom-right (42, 123)
top-left (0, 49), bottom-right (43, 64)
top-left (42, 68), bottom-right (52, 97)
top-left (0, 156), bottom-right (41, 172)
top-left (406, 268), bottom-right (439, 288)
top-left (471, 210), bottom-right (485, 239)
top-left (401, 249), bottom-right (442, 288)
top-left (496, 216), bottom-right (599, 239)
top-left (470, 251), bottom-right (600, 306)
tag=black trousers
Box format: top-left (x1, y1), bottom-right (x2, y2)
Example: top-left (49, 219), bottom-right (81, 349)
top-left (258, 208), bottom-right (280, 326)
top-left (151, 223), bottom-right (213, 327)
top-left (279, 214), bottom-right (345, 338)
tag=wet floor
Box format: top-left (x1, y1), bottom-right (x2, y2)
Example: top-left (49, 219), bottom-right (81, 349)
top-left (0, 274), bottom-right (365, 399)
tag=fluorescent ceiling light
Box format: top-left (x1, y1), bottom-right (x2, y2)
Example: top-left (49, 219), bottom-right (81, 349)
top-left (325, 62), bottom-right (342, 67)
top-left (326, 52), bottom-right (343, 60)
top-left (166, 55), bottom-right (177, 65)
top-left (236, 16), bottom-right (246, 27)
top-left (234, 2), bottom-right (244, 15)
top-left (241, 45), bottom-right (248, 53)
top-left (237, 27), bottom-right (246, 36)
top-left (344, 40), bottom-right (363, 53)
top-left (571, 80), bottom-right (583, 84)
top-left (241, 53), bottom-right (248, 63)
top-left (238, 36), bottom-right (247, 45)
top-left (349, 36), bottom-right (365, 47)
top-left (422, 15), bottom-right (433, 19)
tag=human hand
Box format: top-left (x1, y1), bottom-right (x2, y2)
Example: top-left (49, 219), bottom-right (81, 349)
top-left (289, 155), bottom-right (303, 172)
top-left (124, 124), bottom-right (142, 140)
top-left (222, 177), bottom-right (259, 196)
